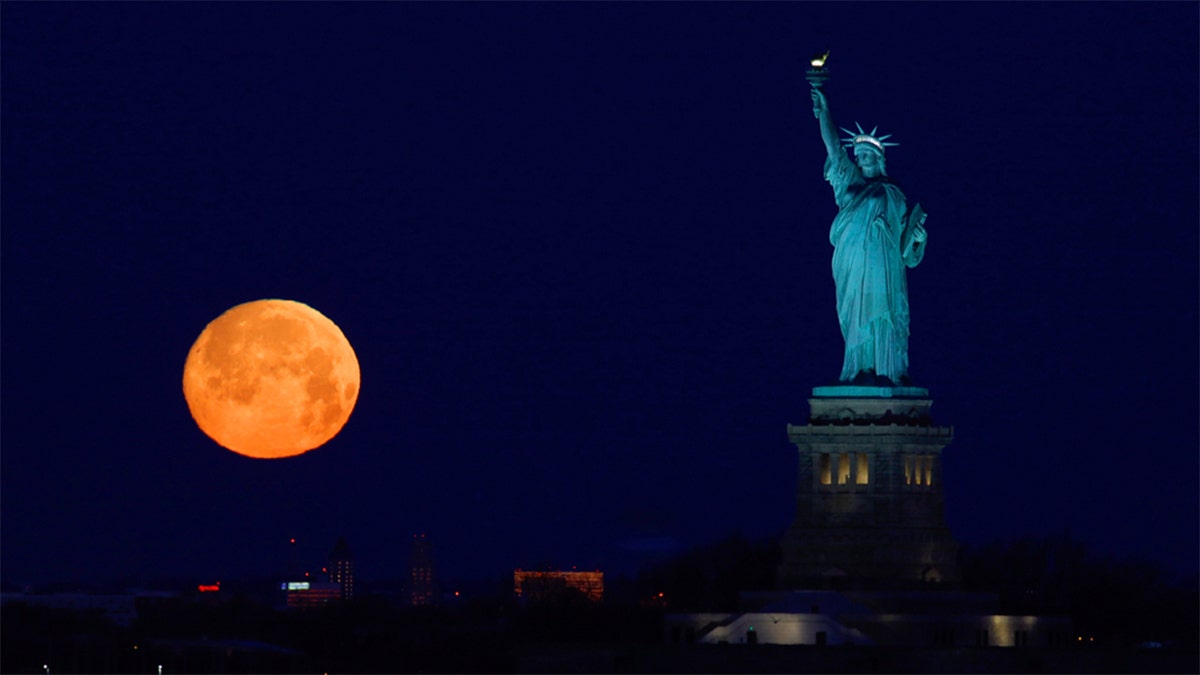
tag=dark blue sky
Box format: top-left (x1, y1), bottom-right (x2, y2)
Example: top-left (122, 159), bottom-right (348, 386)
top-left (3, 3), bottom-right (1197, 587)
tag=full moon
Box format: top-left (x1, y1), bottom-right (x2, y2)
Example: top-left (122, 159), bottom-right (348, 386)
top-left (182, 299), bottom-right (360, 459)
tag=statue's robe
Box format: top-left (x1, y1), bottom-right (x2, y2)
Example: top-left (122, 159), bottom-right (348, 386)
top-left (824, 149), bottom-right (922, 383)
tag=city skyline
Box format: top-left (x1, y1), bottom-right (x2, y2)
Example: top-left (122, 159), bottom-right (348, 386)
top-left (2, 4), bottom-right (1197, 587)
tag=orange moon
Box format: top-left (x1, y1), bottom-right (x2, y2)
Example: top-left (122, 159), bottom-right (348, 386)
top-left (182, 299), bottom-right (360, 459)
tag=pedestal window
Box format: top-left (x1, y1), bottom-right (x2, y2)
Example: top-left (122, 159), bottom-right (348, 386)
top-left (855, 453), bottom-right (869, 484)
top-left (904, 454), bottom-right (935, 488)
top-left (817, 452), bottom-right (869, 487)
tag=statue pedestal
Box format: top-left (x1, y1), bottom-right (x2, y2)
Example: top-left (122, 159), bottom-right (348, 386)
top-left (777, 388), bottom-right (960, 589)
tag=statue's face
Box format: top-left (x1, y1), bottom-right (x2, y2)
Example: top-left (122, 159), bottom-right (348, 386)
top-left (855, 145), bottom-right (883, 178)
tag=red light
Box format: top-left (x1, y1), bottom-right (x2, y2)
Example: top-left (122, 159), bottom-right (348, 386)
top-left (290, 538), bottom-right (296, 544)
top-left (197, 584), bottom-right (220, 593)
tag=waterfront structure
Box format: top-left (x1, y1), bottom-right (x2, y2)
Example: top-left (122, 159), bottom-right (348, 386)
top-left (665, 590), bottom-right (1072, 647)
top-left (514, 569), bottom-right (603, 603)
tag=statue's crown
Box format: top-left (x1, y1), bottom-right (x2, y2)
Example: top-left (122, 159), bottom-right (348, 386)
top-left (840, 122), bottom-right (898, 156)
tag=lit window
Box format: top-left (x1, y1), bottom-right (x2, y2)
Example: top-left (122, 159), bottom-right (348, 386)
top-left (838, 453), bottom-right (850, 485)
top-left (903, 454), bottom-right (935, 487)
top-left (855, 453), bottom-right (869, 484)
top-left (819, 454), bottom-right (832, 485)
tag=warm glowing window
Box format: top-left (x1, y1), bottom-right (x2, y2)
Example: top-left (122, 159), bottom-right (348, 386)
top-left (905, 454), bottom-right (935, 487)
top-left (838, 453), bottom-right (851, 485)
top-left (821, 452), bottom-right (868, 487)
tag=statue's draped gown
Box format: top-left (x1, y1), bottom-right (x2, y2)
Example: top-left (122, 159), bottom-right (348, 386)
top-left (824, 148), bottom-right (921, 382)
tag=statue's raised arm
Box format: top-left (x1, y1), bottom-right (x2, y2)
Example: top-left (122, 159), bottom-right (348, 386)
top-left (811, 88), bottom-right (841, 159)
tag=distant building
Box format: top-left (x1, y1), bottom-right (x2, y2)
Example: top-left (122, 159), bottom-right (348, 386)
top-left (328, 536), bottom-right (354, 601)
top-left (514, 569), bottom-right (603, 603)
top-left (410, 533), bottom-right (435, 606)
top-left (281, 581), bottom-right (340, 609)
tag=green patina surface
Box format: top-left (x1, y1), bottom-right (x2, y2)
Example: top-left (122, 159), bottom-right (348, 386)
top-left (811, 76), bottom-right (928, 387)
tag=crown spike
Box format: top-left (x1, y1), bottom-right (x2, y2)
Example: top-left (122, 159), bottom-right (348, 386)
top-left (838, 122), bottom-right (899, 156)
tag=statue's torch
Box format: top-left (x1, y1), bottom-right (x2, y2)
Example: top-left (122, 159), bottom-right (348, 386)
top-left (806, 50), bottom-right (830, 89)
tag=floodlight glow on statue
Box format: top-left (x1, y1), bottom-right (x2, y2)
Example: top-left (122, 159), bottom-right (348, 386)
top-left (808, 54), bottom-right (927, 386)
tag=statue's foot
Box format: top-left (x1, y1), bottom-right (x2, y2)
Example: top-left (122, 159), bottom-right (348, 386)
top-left (849, 370), bottom-right (883, 386)
top-left (845, 371), bottom-right (907, 387)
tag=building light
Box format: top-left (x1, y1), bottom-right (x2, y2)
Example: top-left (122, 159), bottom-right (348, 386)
top-left (513, 569), bottom-right (604, 602)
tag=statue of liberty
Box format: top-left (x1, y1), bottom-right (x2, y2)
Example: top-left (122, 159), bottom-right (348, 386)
top-left (811, 84), bottom-right (927, 386)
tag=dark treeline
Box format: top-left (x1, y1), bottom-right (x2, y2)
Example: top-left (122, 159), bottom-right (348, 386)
top-left (3, 532), bottom-right (1195, 673)
top-left (958, 532), bottom-right (1199, 647)
top-left (629, 531), bottom-right (782, 612)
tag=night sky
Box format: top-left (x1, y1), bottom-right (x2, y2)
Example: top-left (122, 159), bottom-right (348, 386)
top-left (3, 3), bottom-right (1197, 589)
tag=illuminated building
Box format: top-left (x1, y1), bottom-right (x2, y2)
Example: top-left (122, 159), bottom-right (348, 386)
top-left (514, 569), bottom-right (603, 603)
top-left (778, 393), bottom-right (961, 586)
top-left (327, 536), bottom-right (354, 601)
top-left (282, 581), bottom-right (340, 609)
top-left (410, 533), bottom-right (435, 606)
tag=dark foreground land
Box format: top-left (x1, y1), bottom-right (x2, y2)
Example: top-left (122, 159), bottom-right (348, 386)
top-left (517, 643), bottom-right (1197, 674)
top-left (5, 593), bottom-right (1196, 674)
top-left (4, 535), bottom-right (1197, 673)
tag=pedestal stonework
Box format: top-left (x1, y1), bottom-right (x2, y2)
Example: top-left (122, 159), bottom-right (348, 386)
top-left (778, 387), bottom-right (961, 588)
